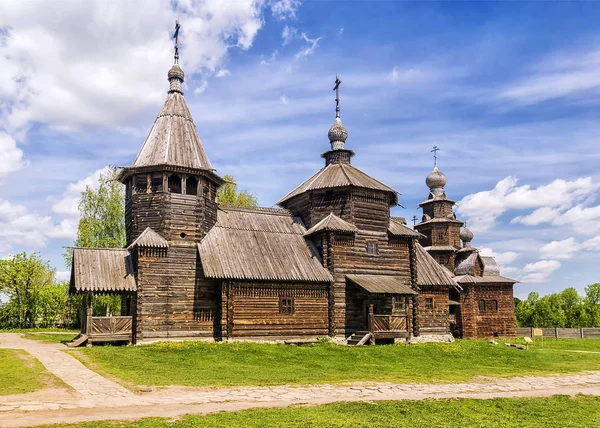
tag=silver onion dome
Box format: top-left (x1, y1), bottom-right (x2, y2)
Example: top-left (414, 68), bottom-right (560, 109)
top-left (460, 226), bottom-right (474, 246)
top-left (328, 117), bottom-right (348, 151)
top-left (426, 166), bottom-right (447, 189)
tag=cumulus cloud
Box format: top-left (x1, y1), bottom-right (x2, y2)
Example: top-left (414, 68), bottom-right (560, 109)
top-left (457, 176), bottom-right (598, 232)
top-left (55, 270), bottom-right (71, 282)
top-left (478, 248), bottom-right (520, 266)
top-left (194, 80), bottom-right (209, 95)
top-left (216, 69), bottom-right (231, 78)
top-left (0, 132), bottom-right (25, 180)
top-left (271, 0), bottom-right (301, 20)
top-left (520, 260), bottom-right (561, 283)
top-left (540, 235), bottom-right (600, 260)
top-left (50, 167), bottom-right (110, 218)
top-left (280, 94), bottom-right (289, 105)
top-left (0, 0), bottom-right (269, 134)
top-left (0, 199), bottom-right (65, 250)
top-left (512, 204), bottom-right (600, 236)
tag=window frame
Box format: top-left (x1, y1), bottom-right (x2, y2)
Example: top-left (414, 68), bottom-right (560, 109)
top-left (479, 299), bottom-right (486, 312)
top-left (393, 295), bottom-right (406, 313)
top-left (366, 240), bottom-right (379, 256)
top-left (424, 297), bottom-right (434, 311)
top-left (491, 300), bottom-right (498, 312)
top-left (279, 296), bottom-right (295, 316)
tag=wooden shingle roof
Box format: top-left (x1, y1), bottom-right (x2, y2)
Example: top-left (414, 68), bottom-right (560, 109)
top-left (128, 227), bottom-right (168, 249)
top-left (454, 275), bottom-right (519, 284)
top-left (304, 212), bottom-right (358, 236)
top-left (347, 274), bottom-right (417, 295)
top-left (132, 86), bottom-right (212, 170)
top-left (388, 218), bottom-right (423, 238)
top-left (198, 206), bottom-right (333, 283)
top-left (70, 248), bottom-right (137, 294)
top-left (277, 163), bottom-right (398, 206)
top-left (415, 243), bottom-right (458, 287)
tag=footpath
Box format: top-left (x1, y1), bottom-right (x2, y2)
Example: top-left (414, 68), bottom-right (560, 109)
top-left (1, 333), bottom-right (600, 427)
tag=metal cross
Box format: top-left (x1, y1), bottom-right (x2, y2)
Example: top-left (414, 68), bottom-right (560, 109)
top-left (333, 75), bottom-right (341, 118)
top-left (173, 20), bottom-right (181, 64)
top-left (431, 145), bottom-right (439, 167)
top-left (412, 215), bottom-right (418, 226)
top-left (464, 220), bottom-right (467, 228)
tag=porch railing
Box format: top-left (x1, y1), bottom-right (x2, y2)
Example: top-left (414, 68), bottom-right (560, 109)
top-left (83, 308), bottom-right (133, 342)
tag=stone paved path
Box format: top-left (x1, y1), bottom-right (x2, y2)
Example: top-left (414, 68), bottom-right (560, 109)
top-left (1, 333), bottom-right (600, 427)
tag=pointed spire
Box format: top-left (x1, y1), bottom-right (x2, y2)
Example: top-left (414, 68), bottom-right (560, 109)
top-left (168, 21), bottom-right (184, 94)
top-left (328, 75), bottom-right (348, 150)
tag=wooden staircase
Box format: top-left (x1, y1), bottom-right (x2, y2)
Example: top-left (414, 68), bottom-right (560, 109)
top-left (347, 331), bottom-right (372, 346)
top-left (65, 334), bottom-right (88, 348)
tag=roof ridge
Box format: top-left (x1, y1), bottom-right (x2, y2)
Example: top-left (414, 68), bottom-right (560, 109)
top-left (218, 204), bottom-right (293, 216)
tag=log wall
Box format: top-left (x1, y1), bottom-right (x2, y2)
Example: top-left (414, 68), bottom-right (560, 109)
top-left (418, 286), bottom-right (450, 334)
top-left (460, 283), bottom-right (516, 338)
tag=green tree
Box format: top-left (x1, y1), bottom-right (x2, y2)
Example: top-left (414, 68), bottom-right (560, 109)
top-left (0, 253), bottom-right (55, 328)
top-left (584, 283), bottom-right (600, 327)
top-left (560, 287), bottom-right (584, 327)
top-left (217, 174), bottom-right (258, 207)
top-left (64, 166), bottom-right (125, 316)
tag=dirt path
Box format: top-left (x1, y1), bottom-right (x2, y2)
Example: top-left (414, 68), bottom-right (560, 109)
top-left (1, 333), bottom-right (600, 427)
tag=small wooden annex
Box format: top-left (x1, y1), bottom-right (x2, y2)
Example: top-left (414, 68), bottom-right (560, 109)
top-left (69, 54), bottom-right (517, 345)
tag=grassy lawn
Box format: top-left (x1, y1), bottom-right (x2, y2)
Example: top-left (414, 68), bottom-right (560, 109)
top-left (43, 395), bottom-right (600, 427)
top-left (21, 332), bottom-right (79, 343)
top-left (0, 349), bottom-right (55, 395)
top-left (0, 328), bottom-right (79, 333)
top-left (74, 339), bottom-right (600, 388)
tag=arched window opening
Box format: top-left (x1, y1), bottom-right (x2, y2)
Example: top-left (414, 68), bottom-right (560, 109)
top-left (134, 175), bottom-right (147, 193)
top-left (168, 174), bottom-right (182, 194)
top-left (150, 174), bottom-right (163, 193)
top-left (186, 176), bottom-right (198, 196)
top-left (491, 300), bottom-right (498, 311)
top-left (478, 299), bottom-right (486, 312)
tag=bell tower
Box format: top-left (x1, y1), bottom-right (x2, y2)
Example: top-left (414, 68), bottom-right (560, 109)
top-left (414, 148), bottom-right (463, 271)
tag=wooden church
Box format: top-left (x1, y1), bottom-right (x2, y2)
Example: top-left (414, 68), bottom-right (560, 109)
top-left (69, 43), bottom-right (517, 346)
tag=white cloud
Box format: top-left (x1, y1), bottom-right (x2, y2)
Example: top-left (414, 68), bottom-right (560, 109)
top-left (282, 25), bottom-right (298, 46)
top-left (0, 132), bottom-right (25, 180)
top-left (0, 199), bottom-right (60, 249)
top-left (55, 270), bottom-right (71, 283)
top-left (540, 235), bottom-right (600, 260)
top-left (338, 28), bottom-right (344, 36)
top-left (479, 248), bottom-right (520, 266)
top-left (280, 94), bottom-right (289, 105)
top-left (388, 67), bottom-right (423, 84)
top-left (457, 176), bottom-right (598, 232)
top-left (260, 49), bottom-right (279, 65)
top-left (50, 167), bottom-right (110, 217)
top-left (513, 204), bottom-right (600, 236)
top-left (271, 0), bottom-right (301, 20)
top-left (295, 33), bottom-right (321, 59)
top-left (520, 260), bottom-right (561, 283)
top-left (195, 80), bottom-right (209, 95)
top-left (0, 0), bottom-right (269, 134)
top-left (216, 69), bottom-right (231, 78)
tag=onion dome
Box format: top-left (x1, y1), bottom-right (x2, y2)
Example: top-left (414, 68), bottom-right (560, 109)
top-left (328, 117), bottom-right (348, 150)
top-left (460, 226), bottom-right (474, 247)
top-left (168, 64), bottom-right (184, 94)
top-left (426, 166), bottom-right (447, 189)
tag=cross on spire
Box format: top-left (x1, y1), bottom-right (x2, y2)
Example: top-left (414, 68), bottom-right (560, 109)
top-left (173, 20), bottom-right (181, 64)
top-left (333, 75), bottom-right (341, 118)
top-left (431, 145), bottom-right (439, 167)
top-left (412, 215), bottom-right (418, 226)
top-left (464, 220), bottom-right (467, 228)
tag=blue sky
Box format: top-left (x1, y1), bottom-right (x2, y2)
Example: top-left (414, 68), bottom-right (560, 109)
top-left (2, 1), bottom-right (600, 299)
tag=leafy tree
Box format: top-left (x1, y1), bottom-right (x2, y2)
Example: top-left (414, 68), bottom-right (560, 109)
top-left (584, 283), bottom-right (600, 327)
top-left (64, 166), bottom-right (125, 316)
top-left (217, 174), bottom-right (258, 207)
top-left (0, 253), bottom-right (55, 328)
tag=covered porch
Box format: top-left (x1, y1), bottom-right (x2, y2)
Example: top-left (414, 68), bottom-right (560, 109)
top-left (68, 248), bottom-right (137, 346)
top-left (346, 275), bottom-right (417, 344)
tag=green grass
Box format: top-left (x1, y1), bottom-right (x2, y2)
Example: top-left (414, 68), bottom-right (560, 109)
top-left (0, 327), bottom-right (78, 333)
top-left (0, 349), bottom-right (55, 395)
top-left (42, 395), bottom-right (600, 427)
top-left (74, 339), bottom-right (600, 388)
top-left (22, 332), bottom-right (79, 343)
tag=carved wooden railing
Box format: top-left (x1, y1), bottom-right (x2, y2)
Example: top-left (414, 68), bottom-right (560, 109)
top-left (84, 309), bottom-right (133, 342)
top-left (368, 305), bottom-right (409, 333)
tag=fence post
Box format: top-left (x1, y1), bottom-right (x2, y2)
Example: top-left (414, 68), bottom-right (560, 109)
top-left (555, 327), bottom-right (558, 339)
top-left (581, 328), bottom-right (584, 339)
top-left (530, 327), bottom-right (534, 338)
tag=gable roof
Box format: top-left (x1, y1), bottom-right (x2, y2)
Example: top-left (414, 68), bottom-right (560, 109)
top-left (347, 274), bottom-right (417, 295)
top-left (70, 248), bottom-right (137, 294)
top-left (128, 227), bottom-right (168, 249)
top-left (277, 163), bottom-right (398, 206)
top-left (304, 212), bottom-right (358, 236)
top-left (414, 243), bottom-right (458, 288)
top-left (132, 90), bottom-right (213, 170)
top-left (454, 275), bottom-right (519, 285)
top-left (198, 206), bottom-right (333, 283)
top-left (388, 218), bottom-right (423, 238)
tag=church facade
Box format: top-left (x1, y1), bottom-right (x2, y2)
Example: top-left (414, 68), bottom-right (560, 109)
top-left (70, 57), bottom-right (517, 345)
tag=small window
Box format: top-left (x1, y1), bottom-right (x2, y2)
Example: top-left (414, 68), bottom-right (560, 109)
top-left (491, 300), bottom-right (498, 311)
top-left (151, 176), bottom-right (163, 193)
top-left (134, 175), bottom-right (147, 193)
top-left (438, 232), bottom-right (444, 241)
top-left (425, 298), bottom-right (433, 311)
top-left (367, 241), bottom-right (379, 255)
top-left (479, 299), bottom-right (486, 312)
top-left (438, 256), bottom-right (445, 265)
top-left (393, 296), bottom-right (405, 313)
top-left (186, 177), bottom-right (198, 196)
top-left (168, 174), bottom-right (182, 194)
top-left (279, 296), bottom-right (294, 315)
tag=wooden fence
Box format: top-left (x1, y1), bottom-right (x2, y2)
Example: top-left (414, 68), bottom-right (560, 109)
top-left (516, 327), bottom-right (600, 339)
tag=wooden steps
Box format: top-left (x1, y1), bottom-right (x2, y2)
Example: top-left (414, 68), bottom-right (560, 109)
top-left (65, 334), bottom-right (88, 348)
top-left (347, 331), bottom-right (372, 346)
